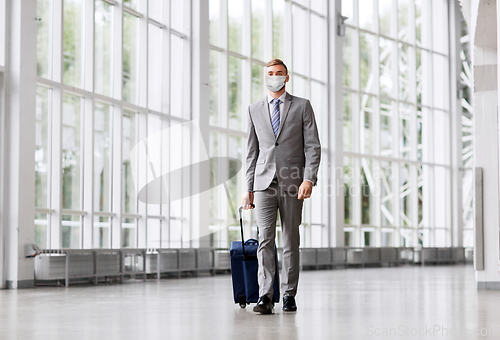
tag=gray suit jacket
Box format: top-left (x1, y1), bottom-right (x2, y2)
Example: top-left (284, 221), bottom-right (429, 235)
top-left (246, 92), bottom-right (321, 193)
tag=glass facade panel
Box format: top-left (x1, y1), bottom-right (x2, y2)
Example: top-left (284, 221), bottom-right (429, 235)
top-left (251, 0), bottom-right (265, 61)
top-left (343, 0), bottom-right (451, 247)
top-left (62, 93), bottom-right (82, 210)
top-left (122, 111), bottom-right (137, 214)
top-left (63, 0), bottom-right (83, 88)
top-left (35, 86), bottom-right (50, 208)
top-left (292, 6), bottom-right (307, 76)
top-left (62, 214), bottom-right (81, 249)
top-left (149, 0), bottom-right (163, 23)
top-left (123, 12), bottom-right (139, 104)
top-left (171, 0), bottom-right (185, 33)
top-left (209, 50), bottom-right (220, 126)
top-left (94, 102), bottom-right (112, 212)
top-left (273, 0), bottom-right (284, 59)
top-left (228, 0), bottom-right (243, 54)
top-left (95, 0), bottom-right (113, 97)
top-left (37, 0), bottom-right (51, 78)
top-left (170, 35), bottom-right (185, 117)
top-left (93, 216), bottom-right (110, 248)
top-left (148, 24), bottom-right (163, 112)
top-left (35, 213), bottom-right (48, 248)
top-left (228, 56), bottom-right (243, 130)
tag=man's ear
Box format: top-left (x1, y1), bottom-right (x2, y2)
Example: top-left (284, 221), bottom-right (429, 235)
top-left (285, 74), bottom-right (290, 82)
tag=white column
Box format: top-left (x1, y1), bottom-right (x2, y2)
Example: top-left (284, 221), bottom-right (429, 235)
top-left (328, 0), bottom-right (345, 247)
top-left (5, 0), bottom-right (37, 288)
top-left (449, 0), bottom-right (463, 247)
top-left (191, 0), bottom-right (211, 247)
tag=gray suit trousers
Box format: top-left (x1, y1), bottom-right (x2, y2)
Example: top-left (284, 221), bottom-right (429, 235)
top-left (254, 178), bottom-right (303, 299)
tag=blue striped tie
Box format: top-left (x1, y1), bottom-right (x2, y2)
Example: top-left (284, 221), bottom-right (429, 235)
top-left (271, 99), bottom-right (280, 137)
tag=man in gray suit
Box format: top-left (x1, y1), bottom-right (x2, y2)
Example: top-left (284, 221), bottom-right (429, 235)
top-left (241, 59), bottom-right (321, 314)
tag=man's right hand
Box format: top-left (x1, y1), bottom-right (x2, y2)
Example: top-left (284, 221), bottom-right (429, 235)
top-left (241, 191), bottom-right (255, 210)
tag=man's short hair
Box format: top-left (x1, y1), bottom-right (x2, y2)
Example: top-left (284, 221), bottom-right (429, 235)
top-left (266, 59), bottom-right (288, 75)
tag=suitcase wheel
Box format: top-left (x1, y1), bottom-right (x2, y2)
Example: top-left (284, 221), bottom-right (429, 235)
top-left (238, 295), bottom-right (247, 308)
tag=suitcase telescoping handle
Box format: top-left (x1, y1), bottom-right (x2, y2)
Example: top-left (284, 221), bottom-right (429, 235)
top-left (239, 204), bottom-right (255, 260)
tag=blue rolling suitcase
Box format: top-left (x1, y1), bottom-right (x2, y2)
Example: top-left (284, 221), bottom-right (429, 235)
top-left (230, 205), bottom-right (280, 308)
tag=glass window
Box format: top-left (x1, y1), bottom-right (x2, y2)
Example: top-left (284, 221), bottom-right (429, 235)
top-left (343, 0), bottom-right (451, 247)
top-left (381, 161), bottom-right (393, 226)
top-left (343, 27), bottom-right (353, 88)
top-left (94, 216), bottom-right (110, 248)
top-left (292, 5), bottom-right (307, 76)
top-left (310, 15), bottom-right (326, 82)
top-left (380, 99), bottom-right (393, 157)
top-left (432, 0), bottom-right (448, 55)
top-left (170, 35), bottom-right (185, 117)
top-left (62, 93), bottom-right (82, 210)
top-left (359, 0), bottom-right (374, 32)
top-left (35, 213), bottom-right (49, 248)
top-left (147, 218), bottom-right (161, 248)
top-left (209, 50), bottom-right (220, 126)
top-left (344, 157), bottom-right (354, 224)
top-left (123, 12), bottom-right (139, 104)
top-left (149, 0), bottom-right (163, 23)
top-left (62, 215), bottom-right (81, 248)
top-left (310, 0), bottom-right (326, 14)
top-left (398, 43), bottom-right (412, 102)
top-left (251, 63), bottom-right (265, 104)
top-left (400, 163), bottom-right (411, 226)
top-left (360, 95), bottom-right (373, 154)
top-left (228, 0), bottom-right (243, 54)
top-left (398, 0), bottom-right (410, 42)
top-left (122, 111), bottom-right (137, 214)
top-left (381, 229), bottom-right (393, 246)
top-left (147, 114), bottom-right (162, 217)
top-left (95, 0), bottom-right (113, 97)
top-left (63, 0), bottom-right (83, 88)
top-left (292, 74), bottom-right (307, 98)
top-left (342, 0), bottom-right (353, 25)
top-left (171, 0), bottom-right (184, 33)
top-left (251, 0), bottom-right (265, 61)
top-left (433, 110), bottom-right (450, 165)
top-left (94, 102), bottom-right (112, 212)
top-left (228, 56), bottom-right (243, 130)
top-left (148, 24), bottom-right (163, 112)
top-left (343, 92), bottom-right (353, 152)
top-left (209, 0), bottom-right (220, 46)
top-left (399, 103), bottom-right (412, 159)
top-left (360, 32), bottom-right (375, 94)
top-left (415, 0), bottom-right (431, 49)
top-left (273, 0), bottom-right (284, 59)
top-left (433, 54), bottom-right (449, 110)
top-left (123, 0), bottom-right (138, 10)
top-left (379, 0), bottom-right (393, 37)
top-left (35, 86), bottom-right (50, 208)
top-left (37, 0), bottom-right (51, 78)
top-left (122, 217), bottom-right (137, 248)
top-left (379, 37), bottom-right (395, 98)
top-left (361, 158), bottom-right (374, 225)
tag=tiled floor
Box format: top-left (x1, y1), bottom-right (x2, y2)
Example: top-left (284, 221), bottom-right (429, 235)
top-left (0, 265), bottom-right (498, 339)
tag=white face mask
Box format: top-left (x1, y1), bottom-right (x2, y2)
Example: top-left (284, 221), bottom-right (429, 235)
top-left (265, 75), bottom-right (287, 92)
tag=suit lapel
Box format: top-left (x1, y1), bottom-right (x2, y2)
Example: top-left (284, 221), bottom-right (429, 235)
top-left (276, 93), bottom-right (292, 140)
top-left (261, 99), bottom-right (276, 139)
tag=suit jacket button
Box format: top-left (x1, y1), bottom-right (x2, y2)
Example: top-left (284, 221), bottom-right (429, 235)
top-left (275, 142), bottom-right (278, 146)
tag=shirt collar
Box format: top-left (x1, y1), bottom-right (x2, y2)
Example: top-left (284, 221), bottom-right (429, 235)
top-left (267, 91), bottom-right (287, 104)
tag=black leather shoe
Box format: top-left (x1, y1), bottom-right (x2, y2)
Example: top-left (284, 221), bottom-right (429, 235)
top-left (253, 295), bottom-right (273, 314)
top-left (283, 296), bottom-right (297, 312)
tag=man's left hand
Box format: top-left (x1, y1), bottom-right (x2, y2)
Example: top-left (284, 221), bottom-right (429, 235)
top-left (298, 181), bottom-right (313, 200)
